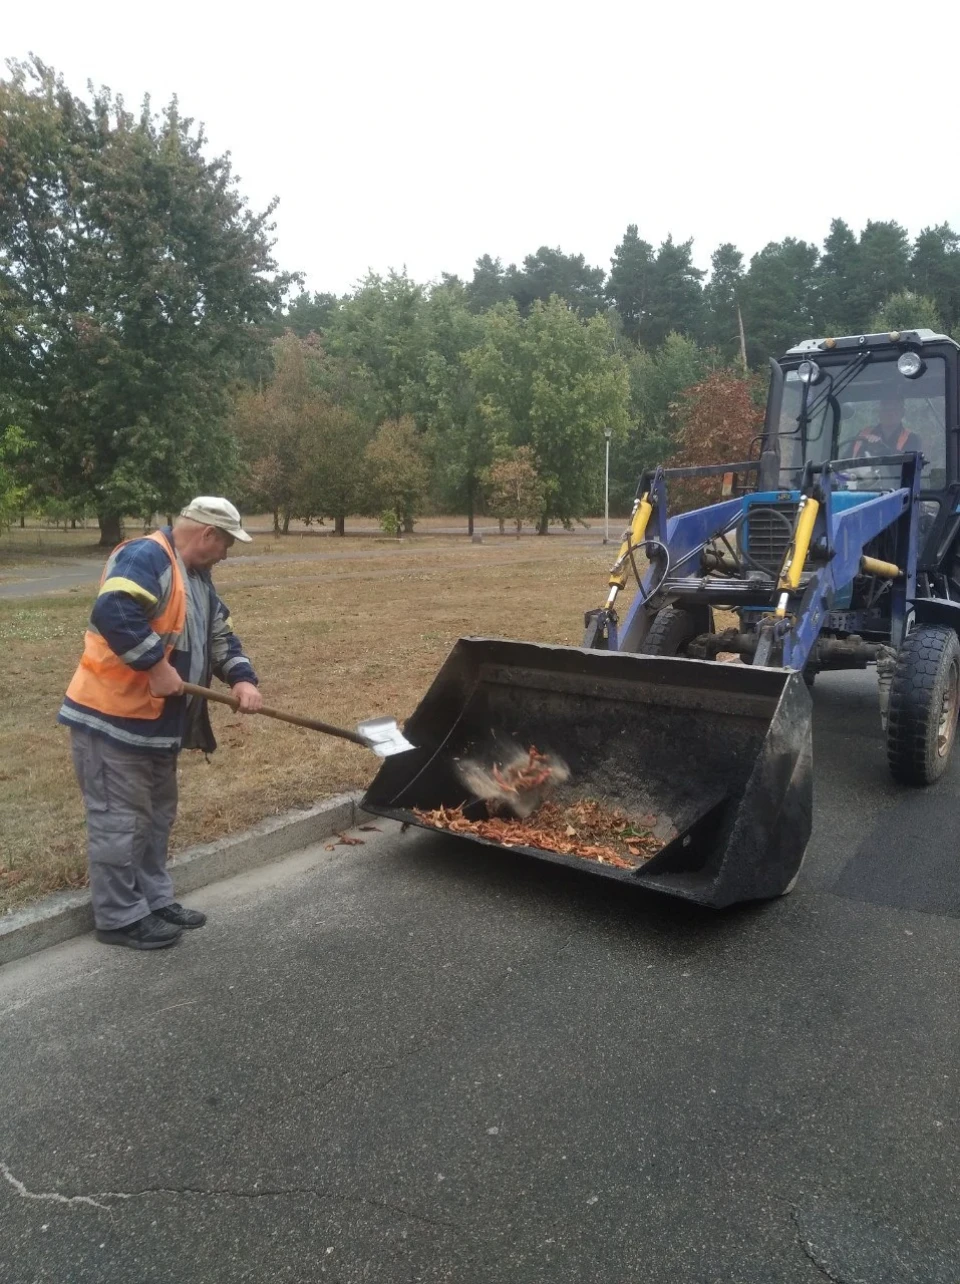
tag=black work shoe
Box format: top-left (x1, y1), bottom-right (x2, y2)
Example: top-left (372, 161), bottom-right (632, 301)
top-left (96, 913), bottom-right (182, 950)
top-left (153, 902), bottom-right (207, 929)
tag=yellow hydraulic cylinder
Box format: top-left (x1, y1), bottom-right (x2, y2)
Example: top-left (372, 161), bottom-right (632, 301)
top-left (775, 496), bottom-right (820, 619)
top-left (605, 493), bottom-right (653, 608)
top-left (860, 555), bottom-right (901, 579)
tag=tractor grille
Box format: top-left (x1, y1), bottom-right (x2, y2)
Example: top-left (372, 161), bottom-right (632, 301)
top-left (743, 502), bottom-right (796, 576)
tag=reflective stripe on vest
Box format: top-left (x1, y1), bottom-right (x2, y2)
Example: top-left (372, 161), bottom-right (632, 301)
top-left (65, 531), bottom-right (186, 721)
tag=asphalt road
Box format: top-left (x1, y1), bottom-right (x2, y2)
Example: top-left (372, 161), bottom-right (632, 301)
top-left (2, 670), bottom-right (959, 1283)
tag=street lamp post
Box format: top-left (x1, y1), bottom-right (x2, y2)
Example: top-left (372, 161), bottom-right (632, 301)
top-left (603, 426), bottom-right (612, 544)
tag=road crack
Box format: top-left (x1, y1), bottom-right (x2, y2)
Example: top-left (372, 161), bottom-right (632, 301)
top-left (2, 1159), bottom-right (454, 1228)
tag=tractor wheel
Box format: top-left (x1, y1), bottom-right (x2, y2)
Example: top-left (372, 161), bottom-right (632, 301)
top-left (641, 607), bottom-right (700, 657)
top-left (887, 625), bottom-right (960, 786)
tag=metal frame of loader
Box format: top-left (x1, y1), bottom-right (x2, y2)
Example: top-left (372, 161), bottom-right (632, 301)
top-left (583, 328), bottom-right (960, 792)
top-left (363, 329), bottom-right (960, 908)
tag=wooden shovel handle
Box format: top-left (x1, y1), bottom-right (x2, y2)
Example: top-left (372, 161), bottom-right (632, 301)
top-left (180, 682), bottom-right (372, 748)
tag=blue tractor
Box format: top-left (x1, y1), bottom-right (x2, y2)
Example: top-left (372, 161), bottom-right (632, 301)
top-left (365, 329), bottom-right (960, 907)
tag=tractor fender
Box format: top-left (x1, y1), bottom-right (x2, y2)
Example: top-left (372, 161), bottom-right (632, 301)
top-left (912, 597), bottom-right (960, 636)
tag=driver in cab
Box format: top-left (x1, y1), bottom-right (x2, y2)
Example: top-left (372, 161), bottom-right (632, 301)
top-left (851, 397), bottom-right (923, 460)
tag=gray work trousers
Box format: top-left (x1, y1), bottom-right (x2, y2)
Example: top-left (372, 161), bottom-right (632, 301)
top-left (70, 728), bottom-right (178, 930)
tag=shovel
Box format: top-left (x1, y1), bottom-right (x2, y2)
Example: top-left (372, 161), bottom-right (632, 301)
top-left (180, 682), bottom-right (415, 758)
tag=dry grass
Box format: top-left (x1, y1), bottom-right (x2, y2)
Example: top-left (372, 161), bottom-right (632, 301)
top-left (0, 536), bottom-right (618, 911)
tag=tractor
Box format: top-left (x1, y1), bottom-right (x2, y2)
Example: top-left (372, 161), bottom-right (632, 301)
top-left (364, 329), bottom-right (960, 907)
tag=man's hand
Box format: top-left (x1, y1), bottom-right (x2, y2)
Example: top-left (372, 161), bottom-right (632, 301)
top-left (148, 659), bottom-right (184, 698)
top-left (232, 681), bottom-right (262, 714)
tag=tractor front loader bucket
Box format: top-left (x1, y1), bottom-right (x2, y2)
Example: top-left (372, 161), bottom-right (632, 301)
top-left (362, 639), bottom-right (813, 908)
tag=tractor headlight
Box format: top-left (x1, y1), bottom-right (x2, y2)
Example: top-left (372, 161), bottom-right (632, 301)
top-left (898, 351), bottom-right (924, 379)
top-left (797, 360), bottom-right (821, 385)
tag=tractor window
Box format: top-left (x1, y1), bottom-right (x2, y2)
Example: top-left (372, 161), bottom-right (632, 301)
top-left (777, 355), bottom-right (946, 491)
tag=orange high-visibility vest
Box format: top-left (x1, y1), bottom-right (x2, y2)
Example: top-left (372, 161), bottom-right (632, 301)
top-left (852, 427), bottom-right (912, 458)
top-left (65, 531), bottom-right (186, 721)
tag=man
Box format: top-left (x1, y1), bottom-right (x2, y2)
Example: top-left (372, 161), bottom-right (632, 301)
top-left (59, 497), bottom-right (263, 951)
top-left (851, 396), bottom-right (923, 460)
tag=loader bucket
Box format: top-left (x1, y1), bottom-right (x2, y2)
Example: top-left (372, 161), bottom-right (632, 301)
top-left (361, 638), bottom-right (813, 908)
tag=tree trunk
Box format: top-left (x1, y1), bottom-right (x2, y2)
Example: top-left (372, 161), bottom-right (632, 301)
top-left (71, 518), bottom-right (77, 530)
top-left (515, 518), bottom-right (521, 539)
top-left (403, 514), bottom-right (415, 534)
top-left (19, 511), bottom-right (25, 529)
top-left (273, 508), bottom-right (280, 535)
top-left (282, 510), bottom-right (291, 534)
top-left (335, 514), bottom-right (345, 537)
top-left (467, 479), bottom-right (475, 537)
top-left (498, 517), bottom-right (505, 535)
top-left (97, 510), bottom-right (124, 548)
top-left (537, 512), bottom-right (549, 536)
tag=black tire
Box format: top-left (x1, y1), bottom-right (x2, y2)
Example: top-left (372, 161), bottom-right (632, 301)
top-left (887, 625), bottom-right (960, 785)
top-left (641, 607), bottom-right (700, 657)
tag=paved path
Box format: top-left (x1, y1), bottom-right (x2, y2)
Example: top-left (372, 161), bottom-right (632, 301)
top-left (1, 670), bottom-right (958, 1282)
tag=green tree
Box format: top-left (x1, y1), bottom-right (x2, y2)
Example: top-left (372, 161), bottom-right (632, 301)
top-left (465, 255), bottom-right (514, 313)
top-left (741, 239), bottom-right (821, 364)
top-left (817, 218), bottom-right (860, 334)
top-left (703, 243), bottom-right (745, 361)
top-left (365, 416), bottom-right (429, 533)
top-left (467, 298), bottom-right (630, 532)
top-left (849, 220), bottom-right (910, 328)
top-left (0, 58), bottom-right (294, 545)
top-left (297, 404), bottom-right (374, 536)
top-left (616, 332), bottom-right (712, 505)
top-left (509, 246), bottom-right (606, 317)
top-left (283, 291), bottom-right (341, 337)
top-left (871, 291), bottom-right (943, 334)
top-left (327, 271), bottom-right (424, 419)
top-left (910, 224), bottom-right (960, 334)
top-left (606, 224), bottom-right (655, 343)
top-left (414, 282), bottom-right (490, 534)
top-left (642, 236), bottom-right (705, 349)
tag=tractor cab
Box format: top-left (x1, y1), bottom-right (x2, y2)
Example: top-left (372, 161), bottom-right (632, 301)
top-left (766, 328), bottom-right (957, 495)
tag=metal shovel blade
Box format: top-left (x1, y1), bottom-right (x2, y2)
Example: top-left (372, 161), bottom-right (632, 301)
top-left (356, 716), bottom-right (416, 758)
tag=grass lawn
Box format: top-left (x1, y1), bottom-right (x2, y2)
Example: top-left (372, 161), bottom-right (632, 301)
top-left (1, 534), bottom-right (621, 912)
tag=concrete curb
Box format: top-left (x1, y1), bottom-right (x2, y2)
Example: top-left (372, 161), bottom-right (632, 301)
top-left (0, 791), bottom-right (362, 968)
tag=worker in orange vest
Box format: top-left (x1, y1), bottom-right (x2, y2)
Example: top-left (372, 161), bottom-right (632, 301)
top-left (59, 498), bottom-right (262, 951)
top-left (851, 396), bottom-right (922, 460)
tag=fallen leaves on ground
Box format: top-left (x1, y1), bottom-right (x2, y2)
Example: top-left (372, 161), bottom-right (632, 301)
top-left (412, 798), bottom-right (664, 870)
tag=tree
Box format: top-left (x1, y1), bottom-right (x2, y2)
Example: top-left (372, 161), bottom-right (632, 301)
top-left (741, 239), bottom-right (821, 364)
top-left (283, 291), bottom-right (341, 338)
top-left (910, 224), bottom-right (960, 334)
top-left (327, 271), bottom-right (424, 420)
top-left (465, 255), bottom-right (514, 313)
top-left (467, 298), bottom-right (630, 532)
top-left (231, 335), bottom-right (324, 534)
top-left (616, 332), bottom-right (712, 507)
top-left (364, 416), bottom-right (429, 533)
top-left (483, 447), bottom-right (545, 536)
top-left (607, 225), bottom-right (655, 343)
top-left (0, 58), bottom-right (295, 545)
top-left (414, 282), bottom-right (490, 534)
top-left (817, 218), bottom-right (860, 334)
top-left (0, 426), bottom-right (30, 531)
top-left (297, 404), bottom-right (373, 536)
top-left (848, 220), bottom-right (910, 328)
top-left (871, 291), bottom-right (943, 334)
top-left (508, 246), bottom-right (606, 317)
top-left (667, 371), bottom-right (765, 510)
top-left (703, 243), bottom-right (746, 362)
top-left (642, 236), bottom-right (705, 349)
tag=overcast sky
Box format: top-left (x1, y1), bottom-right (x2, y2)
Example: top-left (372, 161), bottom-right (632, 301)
top-left (5, 1), bottom-right (960, 298)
